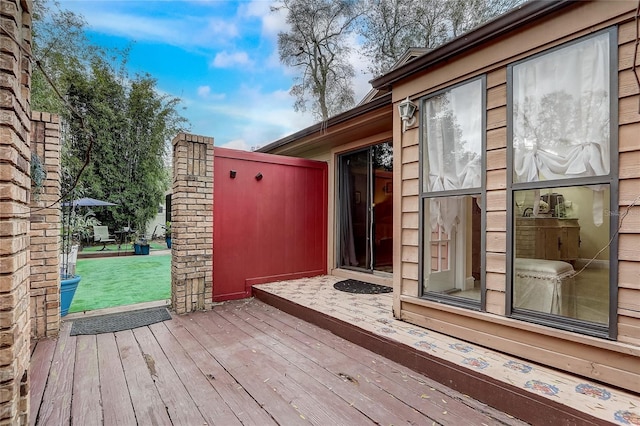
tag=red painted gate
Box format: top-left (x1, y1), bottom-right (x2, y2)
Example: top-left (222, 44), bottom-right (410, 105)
top-left (213, 148), bottom-right (328, 301)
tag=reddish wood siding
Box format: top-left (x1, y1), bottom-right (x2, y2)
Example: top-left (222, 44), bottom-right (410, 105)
top-left (484, 71), bottom-right (509, 314)
top-left (618, 18), bottom-right (640, 345)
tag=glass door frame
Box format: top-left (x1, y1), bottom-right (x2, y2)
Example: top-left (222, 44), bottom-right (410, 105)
top-left (336, 143), bottom-right (393, 274)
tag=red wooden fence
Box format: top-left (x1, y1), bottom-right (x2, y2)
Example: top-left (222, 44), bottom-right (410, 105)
top-left (213, 148), bottom-right (328, 301)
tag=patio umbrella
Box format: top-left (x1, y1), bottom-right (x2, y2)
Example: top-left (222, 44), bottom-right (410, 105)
top-left (62, 197), bottom-right (117, 207)
top-left (60, 197), bottom-right (119, 261)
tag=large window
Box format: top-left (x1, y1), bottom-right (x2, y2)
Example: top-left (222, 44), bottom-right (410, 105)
top-left (420, 77), bottom-right (485, 306)
top-left (508, 29), bottom-right (616, 337)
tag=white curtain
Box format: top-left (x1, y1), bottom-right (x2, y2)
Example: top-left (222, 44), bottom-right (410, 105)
top-left (512, 33), bottom-right (610, 225)
top-left (424, 79), bottom-right (482, 234)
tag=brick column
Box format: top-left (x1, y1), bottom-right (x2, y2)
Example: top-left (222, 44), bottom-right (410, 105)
top-left (0, 0), bottom-right (33, 423)
top-left (29, 112), bottom-right (60, 338)
top-left (171, 133), bottom-right (213, 314)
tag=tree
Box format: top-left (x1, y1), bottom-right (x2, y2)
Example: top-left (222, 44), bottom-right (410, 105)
top-left (358, 0), bottom-right (525, 77)
top-left (60, 57), bottom-right (187, 233)
top-left (31, 0), bottom-right (95, 113)
top-left (32, 0), bottom-right (189, 233)
top-left (273, 0), bottom-right (360, 121)
top-left (446, 0), bottom-right (525, 37)
top-left (357, 0), bottom-right (449, 77)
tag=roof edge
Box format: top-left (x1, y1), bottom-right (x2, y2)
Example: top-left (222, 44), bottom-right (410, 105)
top-left (370, 0), bottom-right (573, 90)
top-left (257, 92), bottom-right (392, 153)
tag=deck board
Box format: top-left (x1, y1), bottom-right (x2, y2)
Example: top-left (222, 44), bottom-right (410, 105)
top-left (209, 305), bottom-right (381, 425)
top-left (163, 317), bottom-right (279, 426)
top-left (36, 322), bottom-right (76, 426)
top-left (31, 299), bottom-right (528, 425)
top-left (251, 298), bottom-right (506, 422)
top-left (148, 322), bottom-right (242, 425)
top-left (175, 312), bottom-right (311, 425)
top-left (71, 335), bottom-right (102, 426)
top-left (115, 329), bottom-right (173, 426)
top-left (254, 276), bottom-right (640, 426)
top-left (29, 338), bottom-right (56, 426)
top-left (215, 301), bottom-right (433, 425)
top-left (132, 326), bottom-right (208, 425)
top-left (97, 332), bottom-right (138, 425)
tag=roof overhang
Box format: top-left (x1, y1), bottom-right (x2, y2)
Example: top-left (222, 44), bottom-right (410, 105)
top-left (257, 92), bottom-right (392, 156)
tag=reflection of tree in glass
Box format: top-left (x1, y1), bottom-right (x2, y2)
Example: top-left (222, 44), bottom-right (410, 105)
top-left (579, 89), bottom-right (610, 143)
top-left (427, 94), bottom-right (476, 177)
top-left (537, 91), bottom-right (574, 146)
top-left (372, 142), bottom-right (393, 171)
top-left (515, 89), bottom-right (609, 151)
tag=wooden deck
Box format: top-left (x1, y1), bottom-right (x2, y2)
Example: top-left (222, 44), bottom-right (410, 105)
top-left (253, 276), bottom-right (640, 426)
top-left (30, 298), bottom-right (525, 425)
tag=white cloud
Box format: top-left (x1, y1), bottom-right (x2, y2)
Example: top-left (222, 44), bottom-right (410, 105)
top-left (66, 3), bottom-right (239, 50)
top-left (196, 85), bottom-right (226, 100)
top-left (345, 33), bottom-right (375, 103)
top-left (203, 17), bottom-right (240, 40)
top-left (220, 139), bottom-right (252, 151)
top-left (212, 51), bottom-right (253, 68)
top-left (193, 83), bottom-right (315, 148)
top-left (89, 13), bottom-right (184, 43)
top-left (197, 86), bottom-right (211, 97)
top-left (240, 0), bottom-right (288, 40)
top-left (240, 0), bottom-right (271, 19)
top-left (350, 56), bottom-right (375, 104)
top-left (261, 10), bottom-right (289, 40)
top-left (265, 49), bottom-right (283, 69)
top-left (196, 86), bottom-right (227, 102)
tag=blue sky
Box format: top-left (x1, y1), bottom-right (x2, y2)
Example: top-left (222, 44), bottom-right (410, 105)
top-left (61, 0), bottom-right (373, 151)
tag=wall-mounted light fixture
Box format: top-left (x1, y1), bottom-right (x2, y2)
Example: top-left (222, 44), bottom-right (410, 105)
top-left (255, 172), bottom-right (263, 181)
top-left (398, 97), bottom-right (417, 132)
top-left (230, 170), bottom-right (237, 179)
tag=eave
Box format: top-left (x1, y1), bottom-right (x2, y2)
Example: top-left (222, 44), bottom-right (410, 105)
top-left (257, 93), bottom-right (392, 156)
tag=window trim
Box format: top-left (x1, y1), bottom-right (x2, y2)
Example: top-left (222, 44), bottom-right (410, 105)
top-left (505, 27), bottom-right (619, 339)
top-left (418, 75), bottom-right (487, 310)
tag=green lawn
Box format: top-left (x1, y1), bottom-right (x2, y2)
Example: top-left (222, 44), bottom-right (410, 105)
top-left (70, 254), bottom-right (171, 313)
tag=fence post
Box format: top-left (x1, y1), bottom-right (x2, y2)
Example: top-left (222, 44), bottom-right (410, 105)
top-left (171, 133), bottom-right (214, 314)
top-left (29, 112), bottom-right (61, 338)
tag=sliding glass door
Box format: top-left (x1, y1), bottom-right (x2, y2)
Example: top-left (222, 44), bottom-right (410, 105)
top-left (338, 142), bottom-right (393, 273)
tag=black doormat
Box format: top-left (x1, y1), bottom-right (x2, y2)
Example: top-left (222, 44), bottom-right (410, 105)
top-left (70, 307), bottom-right (172, 336)
top-left (333, 279), bottom-right (393, 294)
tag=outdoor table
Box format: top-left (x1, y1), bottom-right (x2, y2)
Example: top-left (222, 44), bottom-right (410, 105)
top-left (115, 229), bottom-right (134, 248)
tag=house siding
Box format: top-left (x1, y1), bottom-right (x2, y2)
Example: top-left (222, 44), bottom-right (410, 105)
top-left (395, 0), bottom-right (640, 393)
top-left (485, 68), bottom-right (508, 316)
top-left (617, 18), bottom-right (640, 348)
